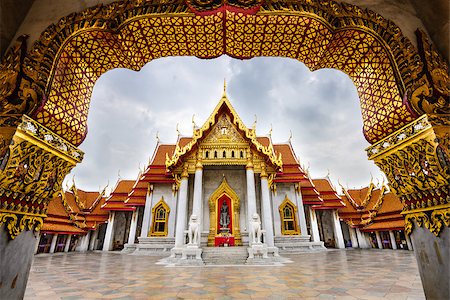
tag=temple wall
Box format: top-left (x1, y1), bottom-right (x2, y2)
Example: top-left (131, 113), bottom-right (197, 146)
top-left (271, 183), bottom-right (297, 236)
top-left (202, 166), bottom-right (247, 233)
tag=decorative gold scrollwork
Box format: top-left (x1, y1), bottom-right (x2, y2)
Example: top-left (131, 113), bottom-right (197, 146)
top-left (409, 30), bottom-right (450, 115)
top-left (0, 212), bottom-right (43, 240)
top-left (405, 207), bottom-right (450, 237)
top-left (0, 115), bottom-right (82, 238)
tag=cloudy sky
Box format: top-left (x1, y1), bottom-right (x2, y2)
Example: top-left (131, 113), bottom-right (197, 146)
top-left (65, 56), bottom-right (385, 193)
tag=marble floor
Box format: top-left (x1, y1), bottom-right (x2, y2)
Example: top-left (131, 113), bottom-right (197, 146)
top-left (25, 249), bottom-right (425, 299)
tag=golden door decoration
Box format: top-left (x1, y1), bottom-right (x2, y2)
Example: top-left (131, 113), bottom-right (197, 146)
top-left (149, 197), bottom-right (170, 237)
top-left (207, 177), bottom-right (242, 246)
top-left (279, 195), bottom-right (300, 235)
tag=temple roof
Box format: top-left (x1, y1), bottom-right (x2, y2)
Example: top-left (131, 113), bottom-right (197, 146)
top-left (312, 178), bottom-right (346, 210)
top-left (165, 91), bottom-right (283, 170)
top-left (42, 187), bottom-right (108, 235)
top-left (102, 179), bottom-right (136, 211)
top-left (338, 183), bottom-right (405, 232)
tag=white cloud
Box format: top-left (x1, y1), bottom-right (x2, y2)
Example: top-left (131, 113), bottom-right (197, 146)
top-left (66, 56), bottom-right (384, 192)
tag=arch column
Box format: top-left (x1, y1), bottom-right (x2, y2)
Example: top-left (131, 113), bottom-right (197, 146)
top-left (368, 114), bottom-right (449, 299)
top-left (331, 210), bottom-right (345, 249)
top-left (127, 208), bottom-right (139, 245)
top-left (49, 234), bottom-right (58, 253)
top-left (389, 231), bottom-right (397, 250)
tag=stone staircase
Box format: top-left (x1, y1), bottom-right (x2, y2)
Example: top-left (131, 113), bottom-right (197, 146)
top-left (202, 246), bottom-right (248, 265)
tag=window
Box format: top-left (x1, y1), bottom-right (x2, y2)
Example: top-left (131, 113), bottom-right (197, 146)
top-left (279, 196), bottom-right (299, 235)
top-left (223, 150), bottom-right (226, 158)
top-left (240, 151), bottom-right (243, 158)
top-left (205, 151), bottom-right (209, 158)
top-left (214, 151), bottom-right (218, 158)
top-left (231, 150), bottom-right (235, 158)
top-left (150, 198), bottom-right (170, 236)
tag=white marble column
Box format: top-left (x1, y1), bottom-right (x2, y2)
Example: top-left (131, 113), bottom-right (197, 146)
top-left (348, 227), bottom-right (359, 248)
top-left (64, 234), bottom-right (72, 252)
top-left (140, 185), bottom-right (154, 238)
top-left (77, 231), bottom-right (91, 252)
top-left (89, 229), bottom-right (99, 251)
top-left (127, 208), bottom-right (139, 244)
top-left (246, 154), bottom-right (257, 231)
top-left (308, 208), bottom-right (321, 242)
top-left (389, 230), bottom-right (397, 250)
top-left (356, 228), bottom-right (368, 248)
top-left (103, 211), bottom-right (116, 251)
top-left (191, 156), bottom-right (203, 244)
top-left (260, 164), bottom-right (274, 247)
top-left (405, 233), bottom-right (413, 251)
top-left (174, 165), bottom-right (189, 247)
top-left (375, 231), bottom-right (383, 249)
top-left (49, 234), bottom-right (58, 253)
top-left (294, 184), bottom-right (308, 235)
top-left (331, 210), bottom-right (345, 249)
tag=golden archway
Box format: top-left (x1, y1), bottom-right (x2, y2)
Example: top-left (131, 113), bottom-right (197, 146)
top-left (3, 0), bottom-right (446, 148)
top-left (207, 177), bottom-right (242, 246)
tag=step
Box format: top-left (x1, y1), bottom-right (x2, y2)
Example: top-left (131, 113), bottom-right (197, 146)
top-left (202, 246), bottom-right (249, 265)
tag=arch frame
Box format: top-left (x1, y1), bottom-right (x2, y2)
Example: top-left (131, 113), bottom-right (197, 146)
top-left (149, 196), bottom-right (170, 237)
top-left (207, 177), bottom-right (242, 246)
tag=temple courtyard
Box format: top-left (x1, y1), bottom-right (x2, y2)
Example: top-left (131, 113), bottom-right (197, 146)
top-left (25, 249), bottom-right (425, 299)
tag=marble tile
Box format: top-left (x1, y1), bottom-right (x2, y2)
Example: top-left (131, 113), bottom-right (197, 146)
top-left (25, 249), bottom-right (425, 300)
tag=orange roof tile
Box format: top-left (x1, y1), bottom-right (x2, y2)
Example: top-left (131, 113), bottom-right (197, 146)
top-left (274, 144), bottom-right (298, 165)
top-left (41, 223), bottom-right (86, 234)
top-left (102, 179), bottom-right (136, 211)
top-left (312, 178), bottom-right (346, 210)
top-left (150, 144), bottom-right (176, 166)
top-left (361, 219), bottom-right (405, 231)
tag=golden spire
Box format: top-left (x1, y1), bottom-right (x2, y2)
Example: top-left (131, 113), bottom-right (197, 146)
top-left (288, 130), bottom-right (293, 143)
top-left (252, 114), bottom-right (257, 130)
top-left (223, 78), bottom-right (227, 97)
top-left (155, 131), bottom-right (160, 144)
top-left (268, 123), bottom-right (273, 137)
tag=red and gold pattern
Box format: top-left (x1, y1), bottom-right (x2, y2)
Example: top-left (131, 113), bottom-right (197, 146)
top-left (21, 0), bottom-right (426, 146)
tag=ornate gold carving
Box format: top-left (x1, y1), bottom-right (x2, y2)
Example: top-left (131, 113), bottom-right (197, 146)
top-left (18, 0), bottom-right (423, 145)
top-left (367, 115), bottom-right (448, 198)
top-left (360, 185), bottom-right (386, 226)
top-left (279, 195), bottom-right (299, 235)
top-left (408, 30), bottom-right (449, 115)
top-left (0, 212), bottom-right (43, 240)
top-left (149, 197), bottom-right (170, 237)
top-left (0, 115), bottom-right (81, 238)
top-left (166, 94), bottom-right (282, 171)
top-left (404, 207), bottom-right (450, 237)
top-left (0, 35), bottom-right (40, 117)
top-left (207, 177), bottom-right (242, 246)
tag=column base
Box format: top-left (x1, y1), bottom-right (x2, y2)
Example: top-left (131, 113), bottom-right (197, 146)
top-left (410, 223), bottom-right (449, 300)
top-left (0, 225), bottom-right (38, 299)
top-left (165, 246), bottom-right (204, 266)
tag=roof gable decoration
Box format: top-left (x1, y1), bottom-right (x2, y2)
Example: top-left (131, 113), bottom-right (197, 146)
top-left (340, 181), bottom-right (376, 210)
top-left (360, 185), bottom-right (387, 226)
top-left (165, 91), bottom-right (283, 170)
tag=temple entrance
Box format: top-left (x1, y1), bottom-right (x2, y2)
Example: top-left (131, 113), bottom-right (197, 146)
top-left (208, 178), bottom-right (242, 246)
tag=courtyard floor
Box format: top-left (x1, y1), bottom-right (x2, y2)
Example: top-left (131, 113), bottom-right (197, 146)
top-left (25, 249), bottom-right (425, 300)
